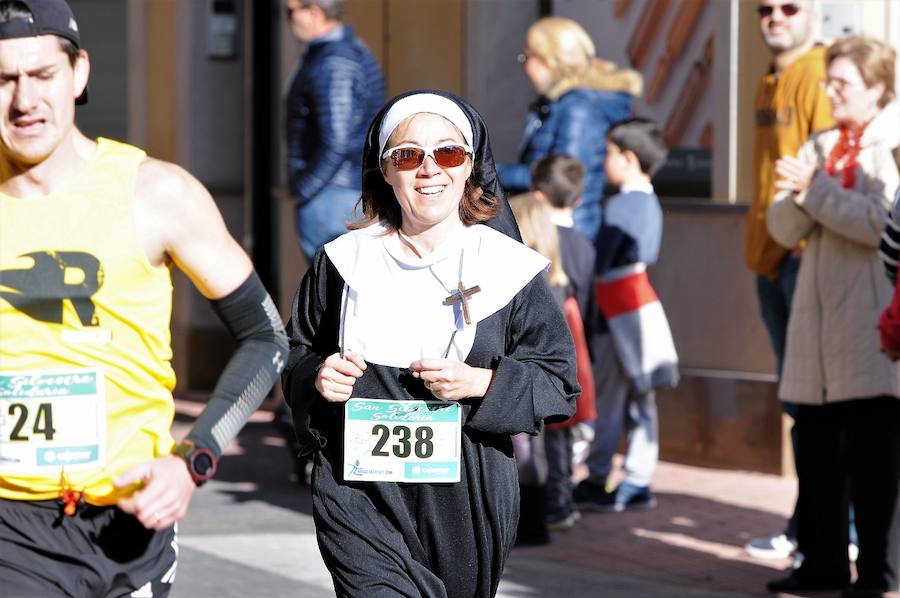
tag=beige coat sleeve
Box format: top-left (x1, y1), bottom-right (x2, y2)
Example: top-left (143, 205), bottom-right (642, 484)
top-left (766, 140), bottom-right (817, 248)
top-left (795, 144), bottom-right (898, 249)
top-left (768, 191), bottom-right (815, 248)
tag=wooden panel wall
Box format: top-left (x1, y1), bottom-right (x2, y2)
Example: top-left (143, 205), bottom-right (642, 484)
top-left (144, 0), bottom-right (177, 163)
top-left (386, 0), bottom-right (463, 97)
top-left (344, 0), bottom-right (385, 70)
top-left (345, 0), bottom-right (464, 98)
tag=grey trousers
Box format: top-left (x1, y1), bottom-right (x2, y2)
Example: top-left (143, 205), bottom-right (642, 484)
top-left (585, 333), bottom-right (659, 487)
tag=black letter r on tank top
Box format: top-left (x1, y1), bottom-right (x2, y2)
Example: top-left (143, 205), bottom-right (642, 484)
top-left (0, 251), bottom-right (104, 326)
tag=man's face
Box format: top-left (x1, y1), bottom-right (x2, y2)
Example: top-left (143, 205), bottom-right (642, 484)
top-left (758, 1), bottom-right (815, 53)
top-left (286, 0), bottom-right (319, 43)
top-left (0, 35), bottom-right (88, 167)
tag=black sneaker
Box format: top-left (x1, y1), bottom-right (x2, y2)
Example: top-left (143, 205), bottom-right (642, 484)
top-left (546, 509), bottom-right (581, 531)
top-left (572, 479), bottom-right (606, 502)
top-left (766, 572), bottom-right (849, 594)
top-left (573, 479), bottom-right (618, 512)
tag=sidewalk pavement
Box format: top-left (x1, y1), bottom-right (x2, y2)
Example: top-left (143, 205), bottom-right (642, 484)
top-left (170, 398), bottom-right (807, 598)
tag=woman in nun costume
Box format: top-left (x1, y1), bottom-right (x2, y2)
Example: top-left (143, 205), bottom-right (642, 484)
top-left (282, 90), bottom-right (579, 598)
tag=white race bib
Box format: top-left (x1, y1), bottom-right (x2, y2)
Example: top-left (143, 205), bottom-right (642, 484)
top-left (0, 368), bottom-right (107, 473)
top-left (343, 398), bottom-right (460, 483)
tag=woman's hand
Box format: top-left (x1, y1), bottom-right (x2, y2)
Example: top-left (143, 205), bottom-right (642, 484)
top-left (774, 155), bottom-right (816, 193)
top-left (409, 358), bottom-right (493, 401)
top-left (315, 351), bottom-right (367, 402)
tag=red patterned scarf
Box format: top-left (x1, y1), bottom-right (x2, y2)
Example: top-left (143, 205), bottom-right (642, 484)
top-left (824, 123), bottom-right (868, 189)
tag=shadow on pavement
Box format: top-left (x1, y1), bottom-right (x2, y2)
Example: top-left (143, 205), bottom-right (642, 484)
top-left (506, 490), bottom-right (795, 597)
top-left (174, 399), bottom-right (812, 597)
top-left (174, 407), bottom-right (315, 516)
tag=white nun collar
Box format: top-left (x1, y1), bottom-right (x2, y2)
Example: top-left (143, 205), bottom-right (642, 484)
top-left (323, 223), bottom-right (549, 367)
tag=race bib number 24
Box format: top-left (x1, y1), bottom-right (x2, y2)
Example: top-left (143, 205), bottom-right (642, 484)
top-left (0, 369), bottom-right (106, 473)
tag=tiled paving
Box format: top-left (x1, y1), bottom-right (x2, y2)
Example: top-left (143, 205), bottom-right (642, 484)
top-left (517, 459), bottom-right (797, 597)
top-left (171, 398), bottom-right (869, 597)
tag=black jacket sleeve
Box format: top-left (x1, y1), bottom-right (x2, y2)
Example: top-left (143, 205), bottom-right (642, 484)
top-left (466, 274), bottom-right (579, 435)
top-left (281, 250), bottom-right (344, 455)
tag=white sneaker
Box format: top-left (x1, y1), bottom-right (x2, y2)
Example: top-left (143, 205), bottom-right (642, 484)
top-left (570, 423), bottom-right (594, 467)
top-left (745, 533), bottom-right (798, 559)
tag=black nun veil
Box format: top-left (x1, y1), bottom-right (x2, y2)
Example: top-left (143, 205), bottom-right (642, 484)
top-left (360, 89), bottom-right (522, 241)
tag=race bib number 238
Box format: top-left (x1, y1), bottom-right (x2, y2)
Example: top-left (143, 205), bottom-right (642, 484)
top-left (343, 398), bottom-right (460, 483)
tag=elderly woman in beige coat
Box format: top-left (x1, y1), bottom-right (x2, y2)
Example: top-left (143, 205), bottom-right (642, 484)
top-left (766, 36), bottom-right (900, 597)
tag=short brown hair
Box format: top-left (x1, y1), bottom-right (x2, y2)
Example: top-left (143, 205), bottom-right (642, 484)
top-left (826, 35), bottom-right (896, 108)
top-left (607, 117), bottom-right (669, 177)
top-left (530, 154), bottom-right (584, 209)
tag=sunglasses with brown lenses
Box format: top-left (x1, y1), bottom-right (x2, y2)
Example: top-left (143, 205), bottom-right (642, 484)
top-left (381, 143), bottom-right (473, 171)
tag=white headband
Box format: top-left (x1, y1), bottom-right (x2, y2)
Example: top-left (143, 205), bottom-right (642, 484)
top-left (378, 93), bottom-right (474, 157)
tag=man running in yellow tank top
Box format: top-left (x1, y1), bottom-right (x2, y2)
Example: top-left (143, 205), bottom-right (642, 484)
top-left (0, 1), bottom-right (288, 596)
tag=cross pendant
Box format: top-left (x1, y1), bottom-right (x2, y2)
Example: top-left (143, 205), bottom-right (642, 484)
top-left (444, 282), bottom-right (481, 325)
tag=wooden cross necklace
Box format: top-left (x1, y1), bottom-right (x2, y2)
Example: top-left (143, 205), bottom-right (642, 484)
top-left (441, 244), bottom-right (480, 325)
top-left (438, 246), bottom-right (479, 358)
top-left (396, 229), bottom-right (481, 357)
top-left (445, 282), bottom-right (481, 325)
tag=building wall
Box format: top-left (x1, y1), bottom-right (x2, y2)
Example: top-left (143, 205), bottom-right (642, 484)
top-left (651, 203), bottom-right (786, 473)
top-left (69, 0), bottom-right (128, 142)
top-left (463, 0), bottom-right (539, 163)
top-left (116, 0), bottom-right (248, 393)
top-left (557, 0), bottom-right (716, 150)
top-left (106, 0), bottom-right (899, 469)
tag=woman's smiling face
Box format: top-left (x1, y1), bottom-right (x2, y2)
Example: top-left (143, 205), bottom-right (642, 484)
top-left (381, 113), bottom-right (473, 235)
top-left (825, 55), bottom-right (885, 127)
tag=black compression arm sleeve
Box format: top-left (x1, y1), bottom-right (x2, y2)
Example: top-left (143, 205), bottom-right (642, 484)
top-left (185, 271), bottom-right (289, 458)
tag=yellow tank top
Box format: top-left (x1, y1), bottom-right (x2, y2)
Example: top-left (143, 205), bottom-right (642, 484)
top-left (0, 138), bottom-right (176, 505)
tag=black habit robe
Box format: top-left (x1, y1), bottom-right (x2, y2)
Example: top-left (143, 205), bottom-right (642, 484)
top-left (282, 244), bottom-right (578, 598)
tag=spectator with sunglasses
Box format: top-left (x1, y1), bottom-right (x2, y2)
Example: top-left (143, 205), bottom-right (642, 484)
top-left (281, 90), bottom-right (578, 597)
top-left (743, 0), bottom-right (835, 563)
top-left (284, 0), bottom-right (384, 261)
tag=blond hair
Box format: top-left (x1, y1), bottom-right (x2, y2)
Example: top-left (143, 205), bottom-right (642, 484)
top-left (509, 192), bottom-right (569, 288)
top-left (527, 16), bottom-right (643, 100)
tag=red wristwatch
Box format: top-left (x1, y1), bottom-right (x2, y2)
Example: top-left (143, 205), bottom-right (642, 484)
top-left (173, 440), bottom-right (217, 486)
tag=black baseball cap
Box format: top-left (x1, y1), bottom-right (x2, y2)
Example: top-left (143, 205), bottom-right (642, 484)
top-left (0, 0), bottom-right (87, 104)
